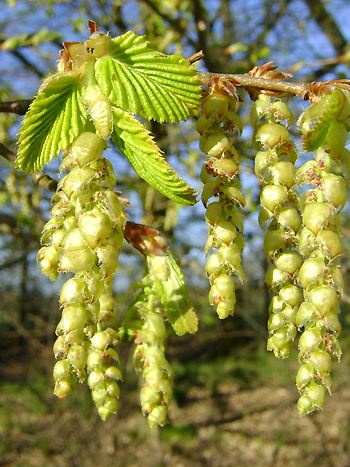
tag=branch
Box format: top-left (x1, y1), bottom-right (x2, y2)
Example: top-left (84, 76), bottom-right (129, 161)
top-left (10, 49), bottom-right (45, 78)
top-left (0, 99), bottom-right (32, 115)
top-left (0, 250), bottom-right (36, 271)
top-left (0, 143), bottom-right (57, 191)
top-left (305, 0), bottom-right (348, 54)
top-left (199, 71), bottom-right (349, 99)
top-left (140, 0), bottom-right (186, 36)
top-left (191, 0), bottom-right (226, 72)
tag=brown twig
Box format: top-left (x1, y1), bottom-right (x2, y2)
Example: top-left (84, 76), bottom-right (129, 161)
top-left (199, 72), bottom-right (350, 100)
top-left (188, 50), bottom-right (204, 64)
top-left (0, 143), bottom-right (58, 191)
top-left (0, 99), bottom-right (32, 115)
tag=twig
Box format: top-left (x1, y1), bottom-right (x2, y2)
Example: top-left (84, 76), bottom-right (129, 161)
top-left (0, 99), bottom-right (32, 115)
top-left (0, 143), bottom-right (57, 191)
top-left (188, 50), bottom-right (204, 64)
top-left (199, 72), bottom-right (349, 99)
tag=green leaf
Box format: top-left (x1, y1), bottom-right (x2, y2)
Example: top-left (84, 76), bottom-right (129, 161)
top-left (111, 107), bottom-right (197, 206)
top-left (17, 73), bottom-right (87, 172)
top-left (149, 254), bottom-right (198, 336)
top-left (299, 89), bottom-right (344, 151)
top-left (95, 31), bottom-right (201, 123)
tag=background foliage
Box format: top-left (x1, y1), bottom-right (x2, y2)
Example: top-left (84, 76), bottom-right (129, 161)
top-left (1, 0), bottom-right (350, 465)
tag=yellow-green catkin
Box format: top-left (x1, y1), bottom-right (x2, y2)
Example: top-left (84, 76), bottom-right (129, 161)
top-left (38, 131), bottom-right (125, 420)
top-left (252, 94), bottom-right (302, 358)
top-left (295, 89), bottom-right (350, 415)
top-left (197, 79), bottom-right (245, 319)
top-left (133, 289), bottom-right (172, 428)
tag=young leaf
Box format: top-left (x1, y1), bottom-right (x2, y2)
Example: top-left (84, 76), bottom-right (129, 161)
top-left (149, 253), bottom-right (198, 336)
top-left (17, 73), bottom-right (87, 172)
top-left (298, 89), bottom-right (344, 151)
top-left (94, 31), bottom-right (201, 123)
top-left (111, 107), bottom-right (197, 206)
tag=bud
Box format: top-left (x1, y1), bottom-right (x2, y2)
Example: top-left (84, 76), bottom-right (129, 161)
top-left (298, 227), bottom-right (314, 257)
top-left (279, 284), bottom-right (303, 307)
top-left (295, 302), bottom-right (317, 329)
top-left (256, 123), bottom-right (291, 149)
top-left (205, 202), bottom-right (222, 224)
top-left (59, 166), bottom-right (96, 199)
top-left (274, 251), bottom-right (303, 275)
top-left (269, 101), bottom-right (293, 125)
top-left (298, 327), bottom-right (322, 355)
top-left (96, 243), bottom-right (120, 277)
top-left (91, 328), bottom-right (118, 350)
top-left (78, 208), bottom-right (114, 249)
top-left (97, 398), bottom-right (119, 421)
top-left (53, 335), bottom-right (67, 359)
top-left (59, 229), bottom-right (96, 273)
top-left (297, 394), bottom-right (314, 416)
top-left (53, 359), bottom-right (71, 380)
top-left (260, 185), bottom-right (288, 212)
top-left (202, 94), bottom-right (229, 119)
top-left (267, 330), bottom-right (291, 358)
top-left (321, 174), bottom-right (347, 208)
top-left (302, 203), bottom-right (334, 235)
top-left (265, 267), bottom-right (289, 288)
top-left (196, 114), bottom-right (214, 135)
top-left (298, 258), bottom-right (325, 289)
top-left (37, 245), bottom-right (59, 280)
top-left (199, 131), bottom-right (230, 157)
top-left (296, 363), bottom-right (314, 390)
top-left (316, 230), bottom-right (343, 259)
top-left (59, 277), bottom-right (86, 305)
top-left (54, 377), bottom-right (73, 399)
top-left (308, 349), bottom-right (332, 376)
top-left (84, 84), bottom-right (113, 138)
top-left (308, 285), bottom-right (338, 316)
top-left (85, 32), bottom-right (113, 58)
top-left (254, 150), bottom-right (277, 177)
top-left (304, 381), bottom-right (326, 409)
top-left (70, 132), bottom-right (105, 167)
top-left (263, 229), bottom-right (286, 257)
top-left (269, 161), bottom-right (295, 188)
top-left (277, 207), bottom-right (301, 233)
top-left (216, 301), bottom-right (233, 319)
top-left (213, 220), bottom-right (238, 244)
top-left (268, 312), bottom-right (285, 332)
top-left (60, 303), bottom-right (88, 334)
top-left (147, 406), bottom-right (168, 428)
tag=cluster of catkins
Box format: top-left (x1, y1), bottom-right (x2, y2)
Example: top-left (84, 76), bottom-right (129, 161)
top-left (38, 131), bottom-right (125, 420)
top-left (251, 94), bottom-right (302, 359)
top-left (252, 89), bottom-right (350, 414)
top-left (197, 80), bottom-right (245, 319)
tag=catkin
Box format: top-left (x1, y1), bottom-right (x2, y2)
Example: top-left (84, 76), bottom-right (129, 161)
top-left (252, 94), bottom-right (302, 358)
top-left (198, 79), bottom-right (245, 319)
top-left (38, 131), bottom-right (125, 420)
top-left (295, 89), bottom-right (349, 415)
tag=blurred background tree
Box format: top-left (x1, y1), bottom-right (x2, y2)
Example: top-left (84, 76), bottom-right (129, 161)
top-left (1, 1), bottom-right (350, 465)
